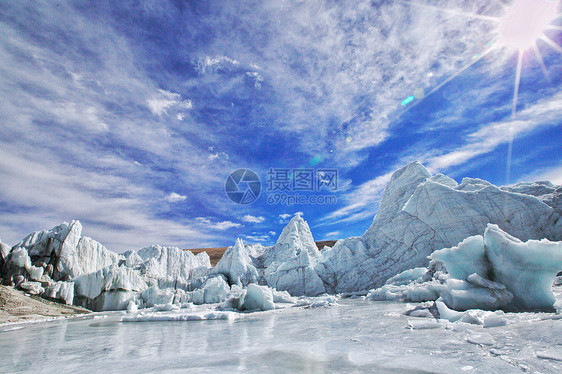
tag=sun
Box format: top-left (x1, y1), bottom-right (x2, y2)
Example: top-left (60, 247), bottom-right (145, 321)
top-left (498, 0), bottom-right (559, 50)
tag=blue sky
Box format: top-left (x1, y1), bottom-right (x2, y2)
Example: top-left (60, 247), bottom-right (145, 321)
top-left (0, 0), bottom-right (561, 252)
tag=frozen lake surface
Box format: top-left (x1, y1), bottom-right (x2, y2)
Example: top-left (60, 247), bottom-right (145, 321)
top-left (1, 299), bottom-right (561, 373)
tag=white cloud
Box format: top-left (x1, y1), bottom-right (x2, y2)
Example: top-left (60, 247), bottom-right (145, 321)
top-left (521, 164), bottom-right (562, 185)
top-left (268, 231), bottom-right (276, 236)
top-left (321, 171), bottom-right (393, 224)
top-left (0, 4), bottom-right (250, 250)
top-left (210, 0), bottom-right (507, 164)
top-left (323, 231), bottom-right (341, 239)
top-left (246, 71), bottom-right (263, 89)
top-left (147, 89), bottom-right (192, 117)
top-left (242, 215), bottom-right (265, 223)
top-left (0, 146), bottom-right (214, 251)
top-left (196, 217), bottom-right (242, 231)
top-left (208, 152), bottom-right (229, 161)
top-left (199, 55), bottom-right (240, 73)
top-left (425, 91), bottom-right (562, 173)
top-left (166, 192), bottom-right (187, 203)
top-left (213, 221), bottom-right (243, 230)
top-left (243, 234), bottom-right (270, 242)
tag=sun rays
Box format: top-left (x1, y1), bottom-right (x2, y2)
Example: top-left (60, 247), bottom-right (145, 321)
top-left (403, 0), bottom-right (561, 183)
top-left (498, 0), bottom-right (559, 50)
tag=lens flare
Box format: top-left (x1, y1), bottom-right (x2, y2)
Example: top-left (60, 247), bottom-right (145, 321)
top-left (498, 0), bottom-right (558, 50)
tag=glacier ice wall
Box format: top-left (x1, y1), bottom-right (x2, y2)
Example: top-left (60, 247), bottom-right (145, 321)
top-left (316, 161), bottom-right (561, 293)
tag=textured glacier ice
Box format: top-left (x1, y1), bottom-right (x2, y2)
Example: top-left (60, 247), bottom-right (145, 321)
top-left (372, 224), bottom-right (562, 312)
top-left (261, 213), bottom-right (320, 267)
top-left (213, 238), bottom-right (259, 286)
top-left (0, 239), bottom-right (10, 260)
top-left (216, 214), bottom-right (325, 296)
top-left (10, 220), bottom-right (120, 280)
top-left (439, 277), bottom-right (513, 311)
top-left (201, 276), bottom-right (230, 304)
top-left (502, 181), bottom-right (562, 215)
top-left (44, 281), bottom-right (74, 305)
top-left (261, 214), bottom-right (325, 296)
top-left (429, 235), bottom-right (490, 280)
top-left (484, 224), bottom-right (562, 310)
top-left (385, 267), bottom-right (428, 286)
top-left (133, 244), bottom-right (211, 288)
top-left (74, 265), bottom-right (148, 302)
top-left (240, 283), bottom-right (275, 311)
top-left (265, 248), bottom-right (325, 297)
top-left (141, 286), bottom-right (175, 307)
top-left (431, 224), bottom-right (562, 310)
top-left (316, 161), bottom-right (561, 293)
top-left (2, 161), bottom-right (560, 315)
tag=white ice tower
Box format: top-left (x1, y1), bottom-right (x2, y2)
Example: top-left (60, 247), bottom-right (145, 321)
top-left (262, 213), bottom-right (325, 296)
top-left (214, 213), bottom-right (326, 296)
top-left (213, 238), bottom-right (259, 287)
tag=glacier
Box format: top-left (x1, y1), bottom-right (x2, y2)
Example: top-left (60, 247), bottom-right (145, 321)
top-left (0, 161), bottom-right (560, 317)
top-left (369, 224), bottom-right (562, 313)
top-left (214, 214), bottom-right (326, 296)
top-left (212, 238), bottom-right (259, 287)
top-left (316, 161), bottom-right (561, 293)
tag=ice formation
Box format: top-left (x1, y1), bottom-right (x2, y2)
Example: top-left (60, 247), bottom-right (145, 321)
top-left (122, 245), bottom-right (210, 291)
top-left (316, 161), bottom-right (561, 293)
top-left (261, 214), bottom-right (325, 296)
top-left (1, 161), bottom-right (560, 316)
top-left (0, 239), bottom-right (10, 260)
top-left (439, 276), bottom-right (513, 311)
top-left (44, 281), bottom-right (75, 305)
top-left (9, 220), bottom-right (121, 280)
top-left (73, 264), bottom-right (150, 310)
top-left (215, 214), bottom-right (325, 296)
top-left (501, 181), bottom-right (562, 215)
top-left (213, 238), bottom-right (259, 286)
top-left (200, 275), bottom-right (231, 304)
top-left (239, 283), bottom-right (275, 311)
top-left (133, 244), bottom-right (211, 286)
top-left (432, 224), bottom-right (562, 311)
top-left (369, 224), bottom-right (562, 312)
top-left (0, 220), bottom-right (215, 312)
top-left (484, 224), bottom-right (562, 310)
top-left (261, 213), bottom-right (320, 267)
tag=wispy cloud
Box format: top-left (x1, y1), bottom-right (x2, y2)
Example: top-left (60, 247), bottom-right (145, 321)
top-left (243, 234), bottom-right (270, 243)
top-left (1, 0), bottom-right (559, 250)
top-left (0, 145), bottom-right (214, 251)
top-left (195, 217), bottom-right (242, 231)
top-left (320, 172), bottom-right (393, 225)
top-left (0, 1), bottom-right (250, 250)
top-left (425, 91), bottom-right (562, 173)
top-left (241, 215), bottom-right (265, 223)
top-left (147, 89), bottom-right (193, 117)
top-left (165, 193), bottom-right (187, 203)
top-left (323, 231), bottom-right (341, 240)
top-left (522, 164), bottom-right (562, 185)
top-left (203, 0), bottom-right (507, 164)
